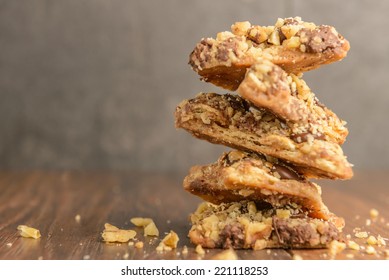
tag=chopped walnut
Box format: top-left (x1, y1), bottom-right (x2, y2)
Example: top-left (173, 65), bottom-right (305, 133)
top-left (135, 241), bottom-right (144, 249)
top-left (144, 222), bottom-right (159, 237)
top-left (365, 246), bottom-right (376, 255)
top-left (377, 235), bottom-right (386, 246)
top-left (101, 223), bottom-right (136, 243)
top-left (328, 240), bottom-right (346, 259)
top-left (17, 225), bottom-right (41, 239)
top-left (156, 230), bottom-right (179, 251)
top-left (131, 217), bottom-right (159, 236)
top-left (367, 236), bottom-right (377, 245)
top-left (130, 217), bottom-right (153, 227)
top-left (355, 231), bottom-right (368, 238)
top-left (231, 21), bottom-right (251, 36)
top-left (195, 244), bottom-right (205, 255)
top-left (347, 240), bottom-right (360, 251)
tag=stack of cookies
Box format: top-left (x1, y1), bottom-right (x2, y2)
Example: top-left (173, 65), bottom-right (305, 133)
top-left (175, 17), bottom-right (353, 249)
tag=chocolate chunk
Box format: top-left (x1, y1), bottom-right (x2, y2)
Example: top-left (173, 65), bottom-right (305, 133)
top-left (189, 39), bottom-right (213, 68)
top-left (298, 25), bottom-right (341, 53)
top-left (216, 38), bottom-right (239, 62)
top-left (272, 164), bottom-right (301, 180)
top-left (219, 224), bottom-right (245, 249)
top-left (272, 217), bottom-right (340, 247)
top-left (273, 217), bottom-right (317, 246)
top-left (278, 27), bottom-right (287, 43)
top-left (291, 132), bottom-right (325, 143)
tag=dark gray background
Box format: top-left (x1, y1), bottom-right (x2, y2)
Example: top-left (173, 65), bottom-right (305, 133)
top-left (1, 0), bottom-right (388, 172)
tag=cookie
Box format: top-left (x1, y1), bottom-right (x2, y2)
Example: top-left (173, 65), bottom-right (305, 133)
top-left (188, 201), bottom-right (343, 249)
top-left (175, 92), bottom-right (353, 179)
top-left (237, 59), bottom-right (348, 144)
top-left (189, 17), bottom-right (350, 90)
top-left (184, 150), bottom-right (344, 225)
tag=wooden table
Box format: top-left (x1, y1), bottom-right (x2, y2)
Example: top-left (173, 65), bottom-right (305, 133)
top-left (0, 170), bottom-right (388, 260)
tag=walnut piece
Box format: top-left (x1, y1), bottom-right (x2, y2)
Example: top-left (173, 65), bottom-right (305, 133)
top-left (17, 225), bottom-right (41, 239)
top-left (131, 217), bottom-right (159, 236)
top-left (101, 223), bottom-right (136, 243)
top-left (156, 230), bottom-right (179, 251)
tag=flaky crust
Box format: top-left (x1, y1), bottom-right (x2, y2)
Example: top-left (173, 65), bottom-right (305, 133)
top-left (237, 60), bottom-right (348, 144)
top-left (189, 17), bottom-right (350, 90)
top-left (175, 93), bottom-right (353, 179)
top-left (188, 201), bottom-right (343, 249)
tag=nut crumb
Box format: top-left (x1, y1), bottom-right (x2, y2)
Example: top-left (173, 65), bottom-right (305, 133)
top-left (211, 249), bottom-right (238, 260)
top-left (17, 225), bottom-right (41, 239)
top-left (38, 256), bottom-right (43, 260)
top-left (75, 214), bottom-right (81, 223)
top-left (377, 235), bottom-right (386, 246)
top-left (131, 217), bottom-right (159, 236)
top-left (365, 219), bottom-right (371, 226)
top-left (367, 236), bottom-right (377, 245)
top-left (370, 209), bottom-right (379, 219)
top-left (6, 243), bottom-right (12, 247)
top-left (347, 240), bottom-right (360, 251)
top-left (156, 230), bottom-right (179, 251)
top-left (346, 234), bottom-right (351, 239)
top-left (123, 252), bottom-right (129, 259)
top-left (130, 217), bottom-right (153, 227)
top-left (144, 222), bottom-right (159, 237)
top-left (195, 244), bottom-right (205, 255)
top-left (328, 240), bottom-right (346, 259)
top-left (128, 241), bottom-right (134, 246)
top-left (101, 223), bottom-right (136, 243)
top-left (355, 231), bottom-right (368, 238)
top-left (365, 246), bottom-right (376, 255)
top-left (83, 255), bottom-right (90, 260)
top-left (182, 246), bottom-right (188, 255)
top-left (135, 241), bottom-right (144, 249)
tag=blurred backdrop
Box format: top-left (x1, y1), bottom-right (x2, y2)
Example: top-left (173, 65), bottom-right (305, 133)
top-left (0, 0), bottom-right (388, 172)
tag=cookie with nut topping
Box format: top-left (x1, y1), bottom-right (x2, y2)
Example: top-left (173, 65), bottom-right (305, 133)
top-left (175, 92), bottom-right (353, 179)
top-left (189, 17), bottom-right (350, 90)
top-left (184, 150), bottom-right (344, 226)
top-left (188, 200), bottom-right (343, 249)
top-left (237, 59), bottom-right (348, 144)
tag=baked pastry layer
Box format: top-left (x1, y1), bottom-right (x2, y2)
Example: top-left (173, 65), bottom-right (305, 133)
top-left (237, 60), bottom-right (348, 144)
top-left (184, 150), bottom-right (344, 225)
top-left (189, 201), bottom-right (342, 249)
top-left (189, 17), bottom-right (350, 90)
top-left (175, 92), bottom-right (353, 179)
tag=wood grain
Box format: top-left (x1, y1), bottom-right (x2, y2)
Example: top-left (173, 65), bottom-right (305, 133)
top-left (0, 170), bottom-right (388, 260)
